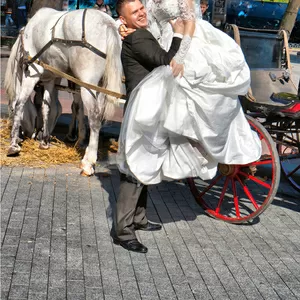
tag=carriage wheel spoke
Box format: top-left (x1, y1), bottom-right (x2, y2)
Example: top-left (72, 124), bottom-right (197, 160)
top-left (198, 174), bottom-right (223, 197)
top-left (287, 164), bottom-right (300, 177)
top-left (215, 177), bottom-right (230, 214)
top-left (236, 175), bottom-right (259, 210)
top-left (231, 179), bottom-right (240, 218)
top-left (238, 171), bottom-right (271, 189)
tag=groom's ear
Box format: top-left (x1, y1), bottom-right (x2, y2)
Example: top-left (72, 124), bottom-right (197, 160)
top-left (119, 16), bottom-right (127, 26)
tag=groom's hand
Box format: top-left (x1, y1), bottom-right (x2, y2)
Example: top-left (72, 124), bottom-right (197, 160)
top-left (119, 24), bottom-right (136, 40)
top-left (170, 59), bottom-right (184, 77)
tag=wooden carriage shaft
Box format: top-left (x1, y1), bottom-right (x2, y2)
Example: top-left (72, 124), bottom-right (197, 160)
top-left (29, 56), bottom-right (126, 101)
top-left (53, 84), bottom-right (126, 104)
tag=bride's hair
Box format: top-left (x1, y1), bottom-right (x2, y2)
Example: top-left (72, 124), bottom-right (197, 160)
top-left (116, 0), bottom-right (138, 16)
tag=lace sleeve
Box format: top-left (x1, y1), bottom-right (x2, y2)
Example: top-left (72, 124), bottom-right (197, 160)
top-left (178, 0), bottom-right (195, 21)
top-left (146, 0), bottom-right (163, 41)
top-left (173, 0), bottom-right (195, 64)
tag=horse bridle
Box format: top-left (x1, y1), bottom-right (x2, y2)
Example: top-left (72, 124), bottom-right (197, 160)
top-left (23, 9), bottom-right (107, 66)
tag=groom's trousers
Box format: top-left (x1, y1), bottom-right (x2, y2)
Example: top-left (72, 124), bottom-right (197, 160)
top-left (113, 173), bottom-right (148, 241)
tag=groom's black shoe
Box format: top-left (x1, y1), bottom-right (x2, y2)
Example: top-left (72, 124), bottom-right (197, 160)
top-left (113, 239), bottom-right (148, 253)
top-left (134, 221), bottom-right (162, 231)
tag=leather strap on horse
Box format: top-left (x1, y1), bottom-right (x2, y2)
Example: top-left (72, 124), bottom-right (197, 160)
top-left (228, 24), bottom-right (256, 102)
top-left (29, 56), bottom-right (126, 100)
top-left (27, 9), bottom-right (106, 65)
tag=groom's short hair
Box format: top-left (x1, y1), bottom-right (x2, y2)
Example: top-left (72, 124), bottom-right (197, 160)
top-left (116, 0), bottom-right (137, 16)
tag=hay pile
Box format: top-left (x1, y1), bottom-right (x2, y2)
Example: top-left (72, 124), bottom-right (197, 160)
top-left (0, 118), bottom-right (82, 168)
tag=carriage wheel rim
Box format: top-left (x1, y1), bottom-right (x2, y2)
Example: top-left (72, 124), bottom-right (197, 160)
top-left (188, 115), bottom-right (280, 223)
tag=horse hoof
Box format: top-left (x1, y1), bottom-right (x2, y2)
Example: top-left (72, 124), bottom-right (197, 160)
top-left (7, 146), bottom-right (21, 157)
top-left (39, 143), bottom-right (50, 150)
top-left (80, 162), bottom-right (95, 176)
top-left (65, 135), bottom-right (78, 143)
top-left (80, 170), bottom-right (91, 177)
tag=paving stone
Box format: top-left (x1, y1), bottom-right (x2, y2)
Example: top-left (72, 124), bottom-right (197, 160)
top-left (1, 255), bottom-right (15, 267)
top-left (66, 293), bottom-right (86, 300)
top-left (49, 270), bottom-right (66, 288)
top-left (3, 235), bottom-right (20, 245)
top-left (28, 292), bottom-right (48, 300)
top-left (5, 227), bottom-right (22, 237)
top-left (1, 290), bottom-right (9, 300)
top-left (29, 280), bottom-right (48, 294)
top-left (14, 260), bottom-right (32, 273)
top-left (1, 269), bottom-right (13, 292)
top-left (84, 276), bottom-right (102, 288)
top-left (8, 285), bottom-right (29, 299)
top-left (48, 287), bottom-right (67, 300)
top-left (67, 280), bottom-right (85, 294)
top-left (11, 271), bottom-right (30, 286)
top-left (138, 281), bottom-right (159, 298)
top-left (85, 288), bottom-right (104, 300)
top-left (67, 268), bottom-right (84, 281)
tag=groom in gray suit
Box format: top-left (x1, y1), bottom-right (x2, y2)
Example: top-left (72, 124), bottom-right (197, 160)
top-left (111, 0), bottom-right (183, 253)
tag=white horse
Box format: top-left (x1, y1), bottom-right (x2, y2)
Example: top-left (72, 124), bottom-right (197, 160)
top-left (4, 8), bottom-right (124, 175)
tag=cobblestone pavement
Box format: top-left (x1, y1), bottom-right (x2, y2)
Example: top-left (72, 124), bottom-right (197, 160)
top-left (1, 162), bottom-right (300, 300)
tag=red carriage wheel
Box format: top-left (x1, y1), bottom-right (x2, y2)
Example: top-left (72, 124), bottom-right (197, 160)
top-left (188, 115), bottom-right (280, 224)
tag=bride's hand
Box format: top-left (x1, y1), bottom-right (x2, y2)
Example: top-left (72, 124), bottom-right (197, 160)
top-left (169, 18), bottom-right (184, 35)
top-left (170, 59), bottom-right (184, 77)
top-left (119, 24), bottom-right (136, 40)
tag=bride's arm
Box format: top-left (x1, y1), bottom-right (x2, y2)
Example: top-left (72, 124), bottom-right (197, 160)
top-left (173, 0), bottom-right (196, 64)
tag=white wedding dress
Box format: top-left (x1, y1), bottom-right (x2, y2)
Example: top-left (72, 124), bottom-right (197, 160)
top-left (117, 0), bottom-right (262, 185)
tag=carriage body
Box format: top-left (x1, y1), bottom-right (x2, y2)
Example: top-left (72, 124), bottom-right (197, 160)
top-left (188, 26), bottom-right (299, 223)
top-left (228, 26), bottom-right (300, 193)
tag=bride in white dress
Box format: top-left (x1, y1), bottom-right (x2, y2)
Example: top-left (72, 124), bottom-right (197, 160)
top-left (117, 0), bottom-right (262, 185)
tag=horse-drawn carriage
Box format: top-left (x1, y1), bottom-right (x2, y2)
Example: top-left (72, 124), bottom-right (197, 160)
top-left (5, 8), bottom-right (299, 225)
top-left (187, 25), bottom-right (299, 224)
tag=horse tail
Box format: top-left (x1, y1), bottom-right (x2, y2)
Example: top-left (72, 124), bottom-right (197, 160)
top-left (102, 24), bottom-right (124, 120)
top-left (4, 35), bottom-right (23, 116)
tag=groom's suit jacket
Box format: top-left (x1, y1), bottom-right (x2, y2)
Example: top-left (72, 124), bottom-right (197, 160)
top-left (121, 28), bottom-right (181, 101)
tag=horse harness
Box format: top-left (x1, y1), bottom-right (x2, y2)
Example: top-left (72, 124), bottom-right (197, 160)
top-left (22, 9), bottom-right (107, 66)
top-left (20, 9), bottom-right (126, 100)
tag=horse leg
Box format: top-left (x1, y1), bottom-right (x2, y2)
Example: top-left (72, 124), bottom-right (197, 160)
top-left (47, 87), bottom-right (62, 134)
top-left (66, 81), bottom-right (78, 142)
top-left (74, 94), bottom-right (86, 148)
top-left (33, 85), bottom-right (44, 140)
top-left (21, 99), bottom-right (38, 138)
top-left (66, 94), bottom-right (86, 147)
top-left (8, 77), bottom-right (40, 156)
top-left (65, 99), bottom-right (78, 143)
top-left (80, 89), bottom-right (104, 176)
top-left (39, 81), bottom-right (56, 150)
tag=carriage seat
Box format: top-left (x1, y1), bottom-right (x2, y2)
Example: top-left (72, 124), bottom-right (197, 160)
top-left (244, 92), bottom-right (300, 119)
top-left (225, 25), bottom-right (298, 106)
